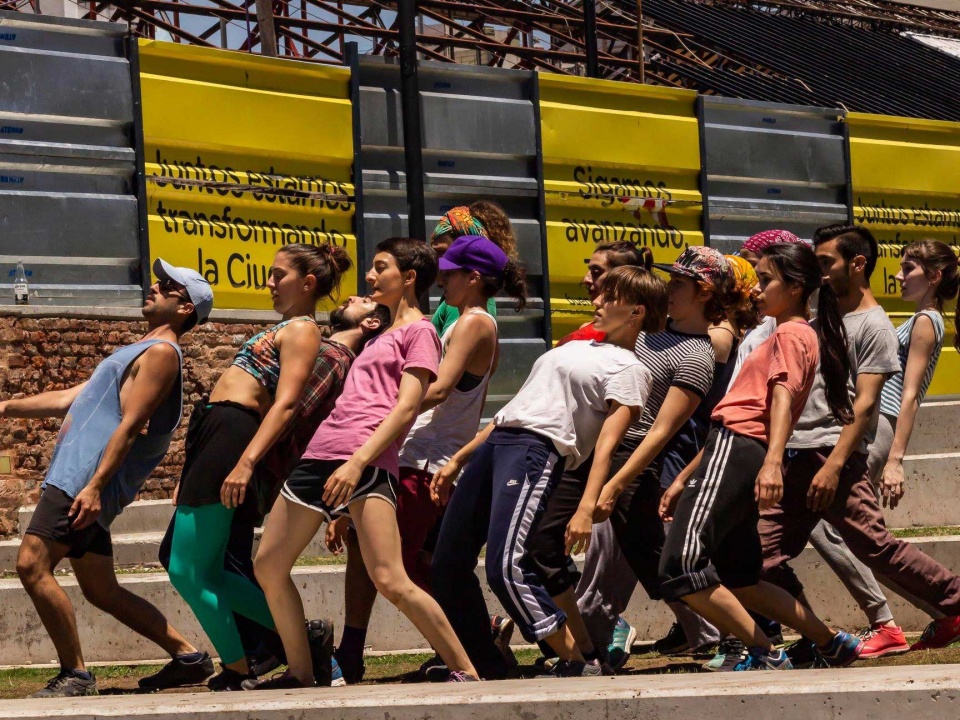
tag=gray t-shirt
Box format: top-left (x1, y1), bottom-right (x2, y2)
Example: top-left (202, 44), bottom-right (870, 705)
top-left (787, 305), bottom-right (899, 452)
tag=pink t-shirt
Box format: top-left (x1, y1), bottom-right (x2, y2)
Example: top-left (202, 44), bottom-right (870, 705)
top-left (712, 320), bottom-right (818, 443)
top-left (302, 318), bottom-right (441, 477)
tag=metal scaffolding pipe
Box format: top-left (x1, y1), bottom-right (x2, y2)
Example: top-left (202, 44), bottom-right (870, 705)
top-left (398, 0), bottom-right (427, 244)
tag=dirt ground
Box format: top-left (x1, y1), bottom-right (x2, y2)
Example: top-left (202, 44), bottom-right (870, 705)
top-left (3, 639), bottom-right (959, 701)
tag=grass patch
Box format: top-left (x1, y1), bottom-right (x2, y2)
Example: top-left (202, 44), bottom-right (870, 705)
top-left (890, 526), bottom-right (960, 538)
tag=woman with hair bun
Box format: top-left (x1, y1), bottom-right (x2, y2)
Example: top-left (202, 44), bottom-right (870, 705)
top-left (151, 243), bottom-right (391, 692)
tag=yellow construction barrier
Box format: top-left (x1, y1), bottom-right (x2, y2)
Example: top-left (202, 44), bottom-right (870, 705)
top-left (139, 41), bottom-right (357, 311)
top-left (848, 113), bottom-right (960, 395)
top-left (539, 75), bottom-right (703, 340)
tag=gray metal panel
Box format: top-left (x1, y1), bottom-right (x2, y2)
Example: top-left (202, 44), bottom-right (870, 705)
top-left (701, 96), bottom-right (850, 253)
top-left (359, 57), bottom-right (546, 407)
top-left (0, 10), bottom-right (139, 306)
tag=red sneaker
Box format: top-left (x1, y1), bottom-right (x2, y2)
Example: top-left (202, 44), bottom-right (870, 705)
top-left (857, 624), bottom-right (910, 658)
top-left (910, 616), bottom-right (960, 651)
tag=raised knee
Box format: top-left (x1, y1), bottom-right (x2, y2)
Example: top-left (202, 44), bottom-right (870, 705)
top-left (16, 555), bottom-right (44, 590)
top-left (253, 552), bottom-right (281, 587)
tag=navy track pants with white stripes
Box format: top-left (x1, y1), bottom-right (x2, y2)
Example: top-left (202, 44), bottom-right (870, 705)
top-left (433, 428), bottom-right (568, 649)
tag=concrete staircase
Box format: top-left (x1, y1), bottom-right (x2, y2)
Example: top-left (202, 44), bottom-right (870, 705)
top-left (0, 401), bottom-right (957, 668)
top-left (2, 665), bottom-right (959, 720)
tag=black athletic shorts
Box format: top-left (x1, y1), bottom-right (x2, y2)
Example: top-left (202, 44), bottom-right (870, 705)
top-left (280, 458), bottom-right (398, 521)
top-left (26, 486), bottom-right (113, 559)
top-left (177, 400), bottom-right (262, 519)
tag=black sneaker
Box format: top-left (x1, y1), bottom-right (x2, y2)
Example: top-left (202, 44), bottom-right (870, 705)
top-left (242, 671), bottom-right (313, 691)
top-left (541, 659), bottom-right (603, 678)
top-left (138, 652), bottom-right (215, 690)
top-left (30, 669), bottom-right (98, 698)
top-left (783, 637), bottom-right (824, 669)
top-left (249, 652), bottom-right (283, 679)
top-left (420, 654), bottom-right (449, 682)
top-left (653, 622), bottom-right (688, 655)
top-left (703, 636), bottom-right (747, 672)
top-left (207, 665), bottom-right (256, 692)
top-left (307, 619), bottom-right (334, 687)
top-left (446, 671), bottom-right (480, 682)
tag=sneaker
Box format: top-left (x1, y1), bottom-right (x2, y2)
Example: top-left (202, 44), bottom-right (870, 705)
top-left (138, 652), bottom-right (215, 690)
top-left (446, 671), bottom-right (480, 682)
top-left (242, 671), bottom-right (312, 691)
top-left (307, 618), bottom-right (334, 687)
top-left (420, 654), bottom-right (449, 682)
top-left (783, 637), bottom-right (820, 669)
top-left (330, 658), bottom-right (346, 687)
top-left (333, 646), bottom-right (365, 685)
top-left (703, 636), bottom-right (747, 672)
top-left (542, 659), bottom-right (603, 678)
top-left (653, 622), bottom-right (688, 655)
top-left (249, 652), bottom-right (283, 679)
top-left (207, 665), bottom-right (256, 692)
top-left (490, 615), bottom-right (519, 670)
top-left (857, 624), bottom-right (910, 659)
top-left (733, 648), bottom-right (793, 671)
top-left (911, 616), bottom-right (960, 651)
top-left (607, 617), bottom-right (637, 671)
top-left (816, 630), bottom-right (863, 668)
top-left (30, 669), bottom-right (98, 698)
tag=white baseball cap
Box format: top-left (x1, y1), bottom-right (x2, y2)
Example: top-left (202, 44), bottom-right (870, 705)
top-left (153, 258), bottom-right (214, 325)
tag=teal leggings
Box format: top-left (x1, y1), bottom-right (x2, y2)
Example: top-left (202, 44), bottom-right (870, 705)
top-left (167, 504), bottom-right (275, 665)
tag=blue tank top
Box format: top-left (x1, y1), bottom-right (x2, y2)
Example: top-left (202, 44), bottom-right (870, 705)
top-left (43, 338), bottom-right (183, 529)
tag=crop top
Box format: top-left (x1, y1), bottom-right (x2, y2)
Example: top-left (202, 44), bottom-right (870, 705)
top-left (231, 316), bottom-right (315, 395)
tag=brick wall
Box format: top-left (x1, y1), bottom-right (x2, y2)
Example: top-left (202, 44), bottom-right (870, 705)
top-left (0, 311), bottom-right (277, 538)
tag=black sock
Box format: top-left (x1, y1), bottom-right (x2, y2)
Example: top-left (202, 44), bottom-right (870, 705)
top-left (335, 625), bottom-right (367, 668)
top-left (175, 651), bottom-right (205, 664)
top-left (69, 668), bottom-right (93, 680)
top-left (583, 649), bottom-right (600, 663)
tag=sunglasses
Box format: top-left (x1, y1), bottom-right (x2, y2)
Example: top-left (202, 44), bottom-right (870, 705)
top-left (157, 278), bottom-right (189, 302)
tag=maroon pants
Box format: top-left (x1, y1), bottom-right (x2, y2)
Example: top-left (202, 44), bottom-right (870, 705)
top-left (396, 466), bottom-right (443, 591)
top-left (760, 447), bottom-right (960, 616)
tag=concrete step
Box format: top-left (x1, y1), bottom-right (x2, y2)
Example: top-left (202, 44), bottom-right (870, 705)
top-left (2, 535), bottom-right (958, 666)
top-left (0, 528), bottom-right (330, 574)
top-left (1, 665), bottom-right (958, 720)
top-left (908, 398), bottom-right (960, 456)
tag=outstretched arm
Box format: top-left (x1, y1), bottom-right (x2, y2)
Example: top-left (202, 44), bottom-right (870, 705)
top-left (0, 382), bottom-right (88, 419)
top-left (71, 344), bottom-right (181, 529)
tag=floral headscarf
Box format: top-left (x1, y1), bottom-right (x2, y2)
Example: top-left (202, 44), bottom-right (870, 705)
top-left (430, 206), bottom-right (487, 241)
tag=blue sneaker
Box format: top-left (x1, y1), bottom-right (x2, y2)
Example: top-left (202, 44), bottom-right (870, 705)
top-left (331, 658), bottom-right (346, 687)
top-left (816, 631), bottom-right (862, 668)
top-left (607, 617), bottom-right (637, 671)
top-left (733, 648), bottom-right (794, 671)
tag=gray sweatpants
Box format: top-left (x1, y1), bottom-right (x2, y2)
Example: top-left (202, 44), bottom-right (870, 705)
top-left (809, 413), bottom-right (944, 625)
top-left (575, 518), bottom-right (721, 649)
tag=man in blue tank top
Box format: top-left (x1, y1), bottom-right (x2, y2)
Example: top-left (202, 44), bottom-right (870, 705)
top-left (0, 259), bottom-right (214, 698)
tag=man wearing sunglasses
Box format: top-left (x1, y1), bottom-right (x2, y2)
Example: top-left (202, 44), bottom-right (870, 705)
top-left (1, 258), bottom-right (214, 698)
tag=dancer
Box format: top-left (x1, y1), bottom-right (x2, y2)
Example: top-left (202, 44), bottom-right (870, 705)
top-left (155, 244), bottom-right (389, 691)
top-left (429, 201), bottom-right (518, 336)
top-left (331, 235), bottom-right (527, 683)
top-left (760, 227), bottom-right (960, 662)
top-left (6, 260), bottom-right (213, 697)
top-left (573, 247), bottom-right (732, 664)
top-left (658, 241), bottom-right (863, 671)
top-left (251, 238), bottom-right (480, 689)
top-left (431, 265), bottom-right (665, 678)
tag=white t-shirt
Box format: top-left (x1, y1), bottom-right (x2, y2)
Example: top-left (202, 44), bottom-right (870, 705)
top-left (493, 340), bottom-right (653, 470)
top-left (728, 316), bottom-right (776, 387)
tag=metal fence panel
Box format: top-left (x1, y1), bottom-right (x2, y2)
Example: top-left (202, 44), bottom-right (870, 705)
top-left (0, 11), bottom-right (140, 306)
top-left (357, 58), bottom-right (546, 415)
top-left (538, 75), bottom-right (703, 340)
top-left (139, 41), bottom-right (357, 312)
top-left (700, 96), bottom-right (849, 255)
top-left (847, 112), bottom-right (960, 396)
